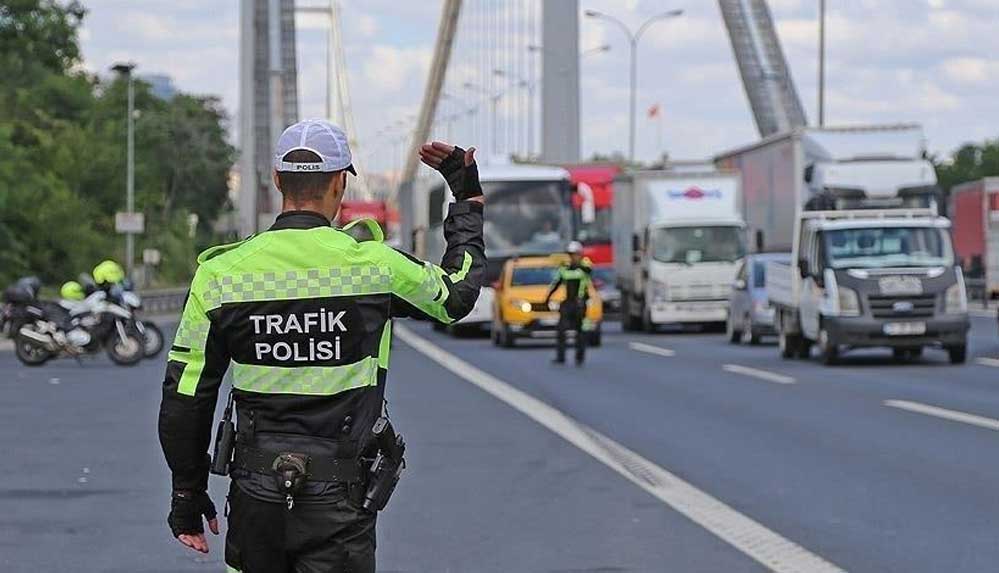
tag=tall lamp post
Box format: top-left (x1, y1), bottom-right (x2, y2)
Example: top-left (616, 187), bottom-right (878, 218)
top-left (818, 0), bottom-right (826, 127)
top-left (111, 62), bottom-right (137, 278)
top-left (585, 9), bottom-right (683, 163)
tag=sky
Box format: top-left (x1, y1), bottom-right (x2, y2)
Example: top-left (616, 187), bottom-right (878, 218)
top-left (78, 0), bottom-right (998, 172)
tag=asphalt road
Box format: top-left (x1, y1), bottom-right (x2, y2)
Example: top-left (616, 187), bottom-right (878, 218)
top-left (1, 312), bottom-right (998, 572)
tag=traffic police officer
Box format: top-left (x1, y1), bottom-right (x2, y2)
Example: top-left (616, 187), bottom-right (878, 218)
top-left (158, 119), bottom-right (485, 572)
top-left (544, 241), bottom-right (592, 365)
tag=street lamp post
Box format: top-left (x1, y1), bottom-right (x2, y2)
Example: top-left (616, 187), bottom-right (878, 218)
top-left (111, 62), bottom-right (137, 278)
top-left (585, 9), bottom-right (682, 163)
top-left (818, 0), bottom-right (826, 127)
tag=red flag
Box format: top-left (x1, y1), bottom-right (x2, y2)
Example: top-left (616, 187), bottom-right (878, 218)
top-left (647, 104), bottom-right (661, 118)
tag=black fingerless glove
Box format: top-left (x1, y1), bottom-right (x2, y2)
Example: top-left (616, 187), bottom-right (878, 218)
top-left (168, 490), bottom-right (217, 537)
top-left (436, 146), bottom-right (483, 201)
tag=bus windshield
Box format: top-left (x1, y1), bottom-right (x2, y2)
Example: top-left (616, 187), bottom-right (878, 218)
top-left (651, 226), bottom-right (746, 264)
top-left (482, 180), bottom-right (570, 257)
top-left (823, 226), bottom-right (954, 269)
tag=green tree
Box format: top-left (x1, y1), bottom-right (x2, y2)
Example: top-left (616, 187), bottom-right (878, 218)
top-left (935, 139), bottom-right (999, 194)
top-left (0, 0), bottom-right (235, 288)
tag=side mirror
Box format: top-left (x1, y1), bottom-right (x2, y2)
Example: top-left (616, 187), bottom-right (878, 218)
top-left (632, 233), bottom-right (640, 252)
top-left (733, 279), bottom-right (747, 291)
top-left (797, 259), bottom-right (809, 279)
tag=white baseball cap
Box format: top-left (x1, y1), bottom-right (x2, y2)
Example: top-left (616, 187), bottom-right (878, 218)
top-left (273, 119), bottom-right (357, 175)
top-left (567, 241), bottom-right (583, 254)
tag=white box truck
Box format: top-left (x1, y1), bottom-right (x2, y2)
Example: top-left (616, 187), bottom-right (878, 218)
top-left (718, 125), bottom-right (969, 364)
top-left (613, 170), bottom-right (746, 331)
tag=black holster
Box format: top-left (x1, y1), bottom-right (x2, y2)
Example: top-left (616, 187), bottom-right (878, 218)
top-left (210, 391), bottom-right (236, 476)
top-left (362, 417), bottom-right (406, 512)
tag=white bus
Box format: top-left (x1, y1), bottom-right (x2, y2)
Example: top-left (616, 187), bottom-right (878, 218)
top-left (425, 162), bottom-right (573, 331)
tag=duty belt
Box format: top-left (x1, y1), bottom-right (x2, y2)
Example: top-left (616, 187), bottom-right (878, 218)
top-left (232, 445), bottom-right (363, 483)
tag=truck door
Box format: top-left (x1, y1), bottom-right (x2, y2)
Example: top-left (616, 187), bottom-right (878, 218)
top-left (799, 230), bottom-right (823, 340)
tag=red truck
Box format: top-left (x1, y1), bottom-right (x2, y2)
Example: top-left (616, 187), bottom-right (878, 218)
top-left (950, 177), bottom-right (999, 298)
top-left (337, 200), bottom-right (387, 227)
top-left (566, 164), bottom-right (620, 266)
top-left (566, 164), bottom-right (621, 313)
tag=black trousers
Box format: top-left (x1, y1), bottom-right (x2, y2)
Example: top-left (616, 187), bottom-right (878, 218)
top-left (555, 301), bottom-right (586, 364)
top-left (225, 482), bottom-right (376, 573)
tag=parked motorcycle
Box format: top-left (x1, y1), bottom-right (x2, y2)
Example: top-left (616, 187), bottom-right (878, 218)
top-left (2, 278), bottom-right (145, 367)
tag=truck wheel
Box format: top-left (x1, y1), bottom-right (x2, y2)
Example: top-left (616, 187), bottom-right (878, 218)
top-left (726, 316), bottom-right (742, 344)
top-left (818, 328), bottom-right (839, 365)
top-left (642, 309), bottom-right (656, 333)
top-left (621, 292), bottom-right (639, 331)
top-left (947, 344), bottom-right (967, 365)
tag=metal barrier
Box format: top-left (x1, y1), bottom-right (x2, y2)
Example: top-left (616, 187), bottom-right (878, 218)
top-left (140, 287), bottom-right (189, 315)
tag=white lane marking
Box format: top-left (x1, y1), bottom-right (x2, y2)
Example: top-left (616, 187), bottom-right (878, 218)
top-left (884, 400), bottom-right (999, 432)
top-left (723, 364), bottom-right (797, 385)
top-left (628, 341), bottom-right (676, 357)
top-left (975, 357), bottom-right (999, 368)
top-left (397, 324), bottom-right (845, 573)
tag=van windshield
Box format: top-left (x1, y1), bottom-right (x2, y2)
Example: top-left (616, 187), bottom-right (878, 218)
top-left (651, 226), bottom-right (745, 264)
top-left (823, 226), bottom-right (953, 269)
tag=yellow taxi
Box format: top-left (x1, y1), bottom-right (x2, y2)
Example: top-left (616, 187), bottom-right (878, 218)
top-left (491, 254), bottom-right (603, 347)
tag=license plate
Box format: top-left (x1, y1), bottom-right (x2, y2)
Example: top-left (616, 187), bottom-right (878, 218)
top-left (538, 318), bottom-right (558, 327)
top-left (884, 322), bottom-right (926, 336)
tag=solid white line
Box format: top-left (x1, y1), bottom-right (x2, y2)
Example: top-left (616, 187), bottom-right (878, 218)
top-left (975, 357), bottom-right (999, 368)
top-left (628, 341), bottom-right (676, 357)
top-left (884, 399), bottom-right (999, 432)
top-left (723, 364), bottom-right (797, 385)
top-left (396, 324), bottom-right (845, 573)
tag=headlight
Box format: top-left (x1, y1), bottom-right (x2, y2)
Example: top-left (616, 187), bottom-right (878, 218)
top-left (945, 282), bottom-right (967, 314)
top-left (510, 299), bottom-right (532, 313)
top-left (836, 286), bottom-right (861, 317)
top-left (651, 280), bottom-right (668, 302)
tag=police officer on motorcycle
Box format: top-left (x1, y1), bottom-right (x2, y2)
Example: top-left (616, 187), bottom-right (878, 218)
top-left (544, 241), bottom-right (593, 366)
top-left (158, 119), bottom-right (485, 572)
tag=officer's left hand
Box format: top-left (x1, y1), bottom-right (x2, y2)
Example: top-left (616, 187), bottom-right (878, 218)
top-left (168, 490), bottom-right (219, 553)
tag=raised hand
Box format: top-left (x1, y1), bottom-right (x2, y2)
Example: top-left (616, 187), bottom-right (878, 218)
top-left (419, 141), bottom-right (483, 202)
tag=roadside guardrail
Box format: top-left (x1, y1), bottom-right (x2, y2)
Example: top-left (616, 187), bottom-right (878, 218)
top-left (140, 287), bottom-right (189, 315)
